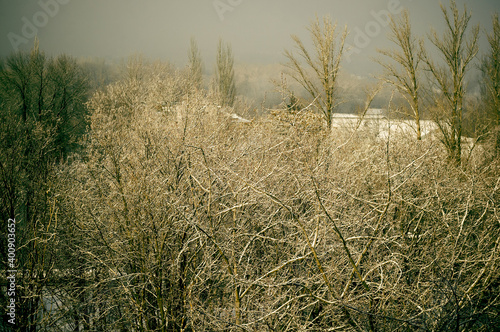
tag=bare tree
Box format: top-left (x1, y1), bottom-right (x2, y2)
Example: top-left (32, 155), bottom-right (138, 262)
top-left (420, 0), bottom-right (479, 165)
top-left (188, 37), bottom-right (203, 90)
top-left (481, 13), bottom-right (500, 155)
top-left (283, 15), bottom-right (347, 129)
top-left (215, 39), bottom-right (236, 107)
top-left (377, 10), bottom-right (423, 140)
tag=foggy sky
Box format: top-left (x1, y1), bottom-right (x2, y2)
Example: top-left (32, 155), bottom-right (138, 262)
top-left (1, 0), bottom-right (499, 75)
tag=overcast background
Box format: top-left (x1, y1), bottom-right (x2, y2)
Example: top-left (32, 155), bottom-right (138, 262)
top-left (1, 0), bottom-right (499, 76)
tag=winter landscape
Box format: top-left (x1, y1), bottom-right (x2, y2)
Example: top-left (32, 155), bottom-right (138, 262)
top-left (1, 0), bottom-right (500, 331)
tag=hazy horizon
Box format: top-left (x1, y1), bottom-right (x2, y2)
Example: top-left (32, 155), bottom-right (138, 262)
top-left (1, 0), bottom-right (499, 76)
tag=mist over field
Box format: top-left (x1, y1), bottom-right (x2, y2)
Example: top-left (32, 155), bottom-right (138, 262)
top-left (1, 1), bottom-right (500, 331)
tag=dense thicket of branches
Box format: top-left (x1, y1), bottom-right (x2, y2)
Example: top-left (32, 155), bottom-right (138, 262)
top-left (50, 76), bottom-right (500, 331)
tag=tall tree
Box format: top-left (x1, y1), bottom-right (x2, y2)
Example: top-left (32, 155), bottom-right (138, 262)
top-left (188, 37), bottom-right (203, 90)
top-left (420, 0), bottom-right (479, 165)
top-left (283, 15), bottom-right (347, 128)
top-left (215, 39), bottom-right (236, 107)
top-left (377, 10), bottom-right (423, 140)
top-left (481, 14), bottom-right (500, 155)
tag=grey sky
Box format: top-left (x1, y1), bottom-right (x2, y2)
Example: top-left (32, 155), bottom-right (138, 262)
top-left (1, 0), bottom-right (499, 75)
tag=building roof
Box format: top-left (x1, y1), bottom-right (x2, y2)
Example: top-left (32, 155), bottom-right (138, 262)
top-left (364, 108), bottom-right (387, 118)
